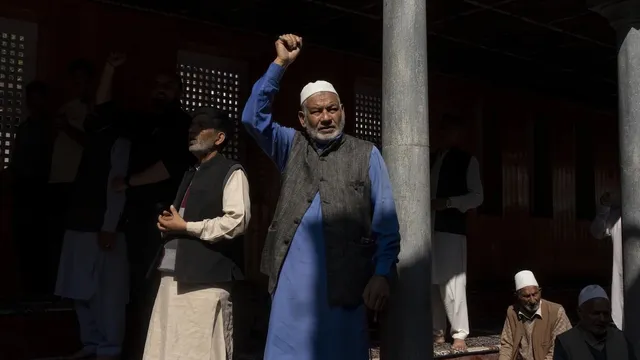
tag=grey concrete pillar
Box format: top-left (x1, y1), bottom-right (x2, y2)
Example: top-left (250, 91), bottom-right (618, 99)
top-left (379, 0), bottom-right (432, 359)
top-left (591, 0), bottom-right (640, 351)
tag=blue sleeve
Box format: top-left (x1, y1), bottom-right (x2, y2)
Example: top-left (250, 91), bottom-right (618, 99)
top-left (369, 147), bottom-right (401, 276)
top-left (102, 138), bottom-right (130, 232)
top-left (241, 63), bottom-right (296, 172)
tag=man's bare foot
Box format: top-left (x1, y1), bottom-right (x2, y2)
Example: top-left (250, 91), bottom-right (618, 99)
top-left (451, 339), bottom-right (467, 352)
top-left (434, 335), bottom-right (446, 344)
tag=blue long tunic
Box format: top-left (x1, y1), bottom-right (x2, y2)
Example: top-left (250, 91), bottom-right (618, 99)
top-left (242, 63), bottom-right (401, 360)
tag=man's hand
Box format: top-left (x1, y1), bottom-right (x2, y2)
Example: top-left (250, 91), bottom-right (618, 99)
top-left (111, 176), bottom-right (128, 192)
top-left (431, 198), bottom-right (449, 211)
top-left (106, 52), bottom-right (126, 68)
top-left (97, 231), bottom-right (117, 251)
top-left (274, 34), bottom-right (302, 67)
top-left (363, 275), bottom-right (390, 312)
top-left (157, 205), bottom-right (187, 233)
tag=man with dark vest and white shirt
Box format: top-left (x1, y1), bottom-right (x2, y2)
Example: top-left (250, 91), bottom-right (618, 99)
top-left (55, 56), bottom-right (131, 360)
top-left (431, 116), bottom-right (484, 351)
top-left (499, 270), bottom-right (572, 360)
top-left (141, 107), bottom-right (250, 360)
top-left (554, 285), bottom-right (637, 360)
top-left (242, 34), bottom-right (401, 360)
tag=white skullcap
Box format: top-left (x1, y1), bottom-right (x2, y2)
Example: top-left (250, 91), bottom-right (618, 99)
top-left (579, 285), bottom-right (609, 306)
top-left (300, 80), bottom-right (338, 105)
top-left (514, 270), bottom-right (539, 291)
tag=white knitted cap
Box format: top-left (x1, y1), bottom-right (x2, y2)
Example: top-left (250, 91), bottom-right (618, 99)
top-left (579, 285), bottom-right (609, 306)
top-left (300, 80), bottom-right (338, 105)
top-left (515, 270), bottom-right (539, 291)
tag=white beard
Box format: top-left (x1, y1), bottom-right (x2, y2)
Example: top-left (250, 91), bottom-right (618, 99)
top-left (189, 139), bottom-right (215, 156)
top-left (304, 113), bottom-right (345, 143)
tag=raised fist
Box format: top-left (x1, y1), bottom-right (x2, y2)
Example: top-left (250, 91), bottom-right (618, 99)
top-left (274, 34), bottom-right (302, 67)
top-left (107, 52), bottom-right (127, 68)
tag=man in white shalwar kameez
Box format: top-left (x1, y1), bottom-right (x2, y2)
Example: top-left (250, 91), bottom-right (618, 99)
top-left (55, 53), bottom-right (130, 360)
top-left (142, 107), bottom-right (250, 360)
top-left (431, 117), bottom-right (483, 351)
top-left (55, 139), bottom-right (130, 360)
top-left (590, 191), bottom-right (623, 330)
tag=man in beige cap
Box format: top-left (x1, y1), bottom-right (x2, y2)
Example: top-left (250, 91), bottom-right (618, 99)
top-left (241, 34), bottom-right (401, 360)
top-left (554, 285), bottom-right (636, 360)
top-left (499, 270), bottom-right (572, 360)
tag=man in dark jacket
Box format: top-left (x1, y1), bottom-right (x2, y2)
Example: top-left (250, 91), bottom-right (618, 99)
top-left (97, 54), bottom-right (194, 360)
top-left (554, 285), bottom-right (637, 360)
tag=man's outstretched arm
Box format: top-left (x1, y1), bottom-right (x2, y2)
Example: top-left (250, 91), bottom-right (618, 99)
top-left (241, 34), bottom-right (302, 172)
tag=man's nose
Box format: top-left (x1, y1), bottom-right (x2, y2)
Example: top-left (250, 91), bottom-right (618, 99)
top-left (319, 110), bottom-right (332, 121)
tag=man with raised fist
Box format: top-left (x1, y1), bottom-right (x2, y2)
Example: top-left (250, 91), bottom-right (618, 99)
top-left (242, 34), bottom-right (401, 360)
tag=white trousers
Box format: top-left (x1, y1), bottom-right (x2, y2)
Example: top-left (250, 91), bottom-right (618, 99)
top-left (143, 275), bottom-right (233, 360)
top-left (611, 220), bottom-right (624, 330)
top-left (432, 231), bottom-right (469, 340)
top-left (55, 231), bottom-right (129, 356)
top-left (432, 275), bottom-right (469, 340)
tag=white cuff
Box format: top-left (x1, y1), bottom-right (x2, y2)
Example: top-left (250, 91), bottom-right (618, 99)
top-left (186, 221), bottom-right (203, 238)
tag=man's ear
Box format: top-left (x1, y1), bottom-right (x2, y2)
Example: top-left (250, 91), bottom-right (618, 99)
top-left (298, 110), bottom-right (306, 128)
top-left (215, 131), bottom-right (226, 146)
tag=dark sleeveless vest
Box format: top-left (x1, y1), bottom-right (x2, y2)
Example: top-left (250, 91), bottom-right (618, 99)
top-left (165, 154), bottom-right (246, 284)
top-left (261, 132), bottom-right (375, 307)
top-left (431, 148), bottom-right (472, 235)
top-left (66, 119), bottom-right (128, 232)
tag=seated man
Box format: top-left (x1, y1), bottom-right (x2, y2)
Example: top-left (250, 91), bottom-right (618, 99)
top-left (554, 285), bottom-right (637, 360)
top-left (499, 270), bottom-right (572, 360)
top-left (142, 107), bottom-right (250, 360)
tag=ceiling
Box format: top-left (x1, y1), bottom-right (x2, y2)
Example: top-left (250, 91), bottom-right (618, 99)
top-left (99, 0), bottom-right (620, 109)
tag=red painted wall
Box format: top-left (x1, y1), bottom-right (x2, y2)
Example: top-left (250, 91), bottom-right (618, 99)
top-left (0, 0), bottom-right (618, 300)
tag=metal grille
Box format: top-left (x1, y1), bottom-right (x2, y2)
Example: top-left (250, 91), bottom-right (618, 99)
top-left (177, 51), bottom-right (245, 161)
top-left (0, 19), bottom-right (37, 169)
top-left (354, 93), bottom-right (382, 148)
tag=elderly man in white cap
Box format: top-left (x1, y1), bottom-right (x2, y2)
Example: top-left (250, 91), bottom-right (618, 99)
top-left (499, 270), bottom-right (572, 360)
top-left (241, 34), bottom-right (401, 360)
top-left (554, 285), bottom-right (636, 360)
